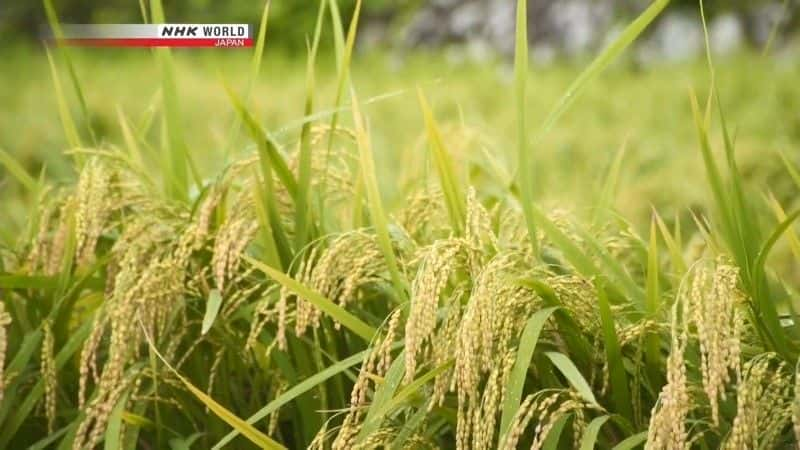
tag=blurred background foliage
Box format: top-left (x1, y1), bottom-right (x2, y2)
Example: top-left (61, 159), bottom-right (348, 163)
top-left (0, 0), bottom-right (792, 50)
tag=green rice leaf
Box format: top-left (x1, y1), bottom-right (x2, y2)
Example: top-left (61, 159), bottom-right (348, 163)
top-left (390, 400), bottom-right (430, 450)
top-left (328, 0), bottom-right (346, 67)
top-left (596, 281), bottom-right (632, 420)
top-left (514, 0), bottom-right (538, 254)
top-left (499, 307), bottom-right (558, 443)
top-left (168, 433), bottom-right (203, 450)
top-left (594, 139), bottom-right (628, 224)
top-left (545, 352), bottom-right (597, 406)
top-left (579, 415), bottom-right (610, 450)
top-left (224, 82), bottom-right (298, 196)
top-left (653, 210), bottom-right (686, 276)
top-left (363, 361), bottom-right (453, 428)
top-left (45, 49), bottom-right (82, 151)
top-left (43, 0), bottom-right (95, 145)
top-left (245, 255), bottom-right (376, 341)
top-left (104, 392), bottom-right (130, 450)
top-left (645, 217), bottom-right (663, 384)
top-left (612, 431), bottom-right (648, 450)
top-left (541, 414), bottom-right (569, 450)
top-left (355, 352), bottom-right (405, 443)
top-left (319, 0), bottom-right (362, 229)
top-left (201, 289), bottom-right (223, 335)
top-left (28, 424), bottom-right (72, 450)
top-left (0, 274), bottom-right (59, 289)
top-left (0, 148), bottom-right (37, 192)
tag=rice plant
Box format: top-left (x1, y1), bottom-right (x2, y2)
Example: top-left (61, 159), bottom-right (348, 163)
top-left (2, 0), bottom-right (800, 449)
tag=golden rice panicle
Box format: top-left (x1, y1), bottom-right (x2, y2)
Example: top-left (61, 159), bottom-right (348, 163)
top-left (688, 260), bottom-right (744, 426)
top-left (25, 191), bottom-right (56, 273)
top-left (276, 285), bottom-right (290, 351)
top-left (454, 253), bottom-right (537, 409)
top-left (794, 360), bottom-right (800, 446)
top-left (212, 215), bottom-right (258, 292)
top-left (724, 354), bottom-right (792, 450)
top-left (46, 195), bottom-right (76, 276)
top-left (431, 301), bottom-right (461, 409)
top-left (646, 299), bottom-right (690, 450)
top-left (549, 275), bottom-right (599, 334)
top-left (333, 348), bottom-right (380, 450)
top-left (74, 218), bottom-right (189, 450)
top-left (294, 248), bottom-right (323, 336)
top-left (397, 189), bottom-right (448, 242)
top-left (244, 286), bottom-right (279, 353)
top-left (334, 306), bottom-right (410, 450)
top-left (79, 314), bottom-right (106, 408)
top-left (378, 309), bottom-right (402, 375)
top-left (404, 239), bottom-right (466, 383)
top-left (0, 302), bottom-right (11, 405)
top-left (530, 391), bottom-right (589, 450)
top-left (75, 158), bottom-right (115, 266)
top-left (471, 350), bottom-right (515, 450)
top-left (465, 187), bottom-right (497, 265)
top-left (41, 319), bottom-right (57, 433)
top-left (309, 232), bottom-right (386, 314)
top-left (501, 390), bottom-right (582, 450)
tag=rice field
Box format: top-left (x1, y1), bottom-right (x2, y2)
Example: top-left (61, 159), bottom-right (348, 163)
top-left (3, 0), bottom-right (800, 449)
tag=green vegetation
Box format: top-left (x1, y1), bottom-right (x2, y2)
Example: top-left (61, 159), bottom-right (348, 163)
top-left (2, 0), bottom-right (800, 449)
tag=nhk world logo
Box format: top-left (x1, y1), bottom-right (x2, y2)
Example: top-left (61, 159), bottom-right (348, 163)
top-left (52, 24), bottom-right (252, 48)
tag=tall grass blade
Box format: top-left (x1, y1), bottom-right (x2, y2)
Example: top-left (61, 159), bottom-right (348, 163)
top-left (320, 0), bottom-right (362, 224)
top-left (594, 138), bottom-right (628, 223)
top-left (417, 88), bottom-right (466, 235)
top-left (645, 217), bottom-right (663, 384)
top-left (653, 210), bottom-right (686, 276)
top-left (43, 0), bottom-right (96, 144)
top-left (294, 0), bottom-right (327, 251)
top-left (45, 49), bottom-right (82, 151)
top-left (150, 0), bottom-right (190, 202)
top-left (351, 89), bottom-right (407, 298)
top-left (225, 83), bottom-right (295, 267)
top-left (0, 148), bottom-right (37, 192)
top-left (328, 0), bottom-right (346, 66)
top-left (596, 281), bottom-right (632, 420)
top-left (222, 0), bottom-right (272, 160)
top-left (514, 0), bottom-right (538, 254)
top-left (532, 0), bottom-right (669, 143)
